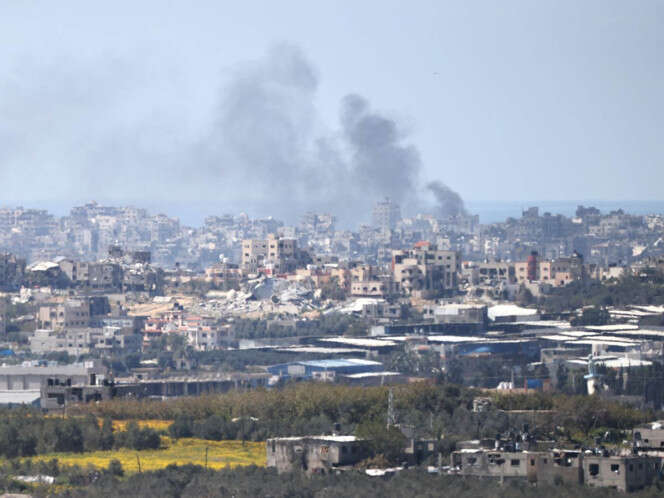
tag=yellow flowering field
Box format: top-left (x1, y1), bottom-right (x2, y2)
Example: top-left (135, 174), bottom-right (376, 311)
top-left (26, 438), bottom-right (266, 473)
top-left (109, 419), bottom-right (173, 432)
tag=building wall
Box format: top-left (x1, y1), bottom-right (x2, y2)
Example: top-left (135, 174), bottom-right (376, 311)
top-left (529, 450), bottom-right (583, 485)
top-left (37, 301), bottom-right (91, 330)
top-left (241, 235), bottom-right (298, 273)
top-left (452, 450), bottom-right (530, 478)
top-left (635, 426), bottom-right (664, 449)
top-left (392, 245), bottom-right (460, 297)
top-left (583, 456), bottom-right (654, 492)
top-left (452, 449), bottom-right (660, 492)
top-left (266, 438), bottom-right (365, 474)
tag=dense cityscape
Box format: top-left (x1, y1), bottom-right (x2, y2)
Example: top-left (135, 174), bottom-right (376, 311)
top-left (3, 1), bottom-right (664, 497)
top-left (1, 199), bottom-right (664, 495)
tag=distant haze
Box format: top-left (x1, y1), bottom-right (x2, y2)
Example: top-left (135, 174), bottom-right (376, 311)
top-left (1, 1), bottom-right (662, 222)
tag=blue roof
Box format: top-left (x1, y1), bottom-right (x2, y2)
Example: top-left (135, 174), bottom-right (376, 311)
top-left (463, 346), bottom-right (491, 354)
top-left (0, 349), bottom-right (14, 356)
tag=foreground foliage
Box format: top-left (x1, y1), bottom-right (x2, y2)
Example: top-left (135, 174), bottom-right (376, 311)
top-left (27, 465), bottom-right (664, 498)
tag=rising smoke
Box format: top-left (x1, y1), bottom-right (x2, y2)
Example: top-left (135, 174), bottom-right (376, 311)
top-left (341, 93), bottom-right (420, 205)
top-left (0, 44), bottom-right (465, 224)
top-left (209, 44), bottom-right (463, 222)
top-left (427, 180), bottom-right (467, 218)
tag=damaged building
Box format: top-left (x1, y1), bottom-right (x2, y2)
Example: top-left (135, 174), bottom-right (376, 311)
top-left (266, 435), bottom-right (367, 474)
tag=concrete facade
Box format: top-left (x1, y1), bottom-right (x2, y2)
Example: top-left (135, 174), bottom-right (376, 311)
top-left (583, 455), bottom-right (659, 492)
top-left (392, 243), bottom-right (460, 298)
top-left (267, 436), bottom-right (366, 474)
top-left (451, 448), bottom-right (660, 492)
top-left (36, 300), bottom-right (91, 330)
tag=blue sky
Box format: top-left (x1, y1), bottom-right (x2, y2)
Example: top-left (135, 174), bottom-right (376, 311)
top-left (1, 1), bottom-right (662, 209)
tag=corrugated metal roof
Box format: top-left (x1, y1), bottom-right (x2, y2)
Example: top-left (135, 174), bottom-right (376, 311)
top-left (298, 359), bottom-right (382, 368)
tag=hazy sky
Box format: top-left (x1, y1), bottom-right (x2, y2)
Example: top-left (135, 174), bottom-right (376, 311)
top-left (1, 1), bottom-right (662, 213)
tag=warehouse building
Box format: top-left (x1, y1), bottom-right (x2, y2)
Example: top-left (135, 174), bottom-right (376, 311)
top-left (266, 358), bottom-right (385, 382)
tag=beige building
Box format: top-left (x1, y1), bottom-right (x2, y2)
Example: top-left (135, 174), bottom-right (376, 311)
top-left (36, 300), bottom-right (90, 330)
top-left (29, 327), bottom-right (141, 356)
top-left (350, 279), bottom-right (395, 298)
top-left (392, 243), bottom-right (460, 298)
top-left (241, 234), bottom-right (297, 273)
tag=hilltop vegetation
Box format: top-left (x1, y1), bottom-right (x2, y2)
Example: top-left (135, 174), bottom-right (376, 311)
top-left (0, 382), bottom-right (661, 496)
top-left (69, 381), bottom-right (656, 445)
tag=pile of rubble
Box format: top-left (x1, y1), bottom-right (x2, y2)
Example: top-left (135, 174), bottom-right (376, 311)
top-left (199, 277), bottom-right (320, 318)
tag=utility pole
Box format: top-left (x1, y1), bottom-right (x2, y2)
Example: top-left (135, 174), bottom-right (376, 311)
top-left (387, 388), bottom-right (396, 428)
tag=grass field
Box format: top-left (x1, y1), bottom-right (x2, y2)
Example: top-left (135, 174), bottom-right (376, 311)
top-left (25, 438), bottom-right (266, 473)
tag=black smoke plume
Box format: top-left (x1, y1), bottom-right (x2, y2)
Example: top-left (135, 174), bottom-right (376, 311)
top-left (427, 180), bottom-right (467, 218)
top-left (0, 43), bottom-right (465, 225)
top-left (341, 93), bottom-right (420, 205)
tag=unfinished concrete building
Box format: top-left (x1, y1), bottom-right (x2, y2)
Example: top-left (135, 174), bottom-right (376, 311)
top-left (451, 448), bottom-right (660, 492)
top-left (266, 436), bottom-right (367, 474)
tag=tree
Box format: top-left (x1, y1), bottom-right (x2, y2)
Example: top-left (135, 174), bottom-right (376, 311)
top-left (355, 420), bottom-right (407, 465)
top-left (169, 415), bottom-right (194, 439)
top-left (107, 459), bottom-right (124, 477)
top-left (100, 418), bottom-right (115, 450)
top-left (515, 285), bottom-right (535, 306)
top-left (571, 306), bottom-right (609, 326)
top-left (115, 422), bottom-right (161, 450)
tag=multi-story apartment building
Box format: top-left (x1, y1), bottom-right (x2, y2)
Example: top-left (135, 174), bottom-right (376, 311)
top-left (36, 300), bottom-right (91, 330)
top-left (372, 198), bottom-right (401, 230)
top-left (29, 326), bottom-right (142, 356)
top-left (241, 234), bottom-right (298, 274)
top-left (392, 242), bottom-right (460, 298)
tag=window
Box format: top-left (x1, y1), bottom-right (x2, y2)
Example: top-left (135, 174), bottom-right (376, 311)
top-left (543, 458), bottom-right (548, 464)
top-left (530, 459), bottom-right (535, 466)
top-left (511, 459), bottom-right (520, 467)
top-left (611, 464), bottom-right (620, 473)
top-left (589, 464), bottom-right (600, 476)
